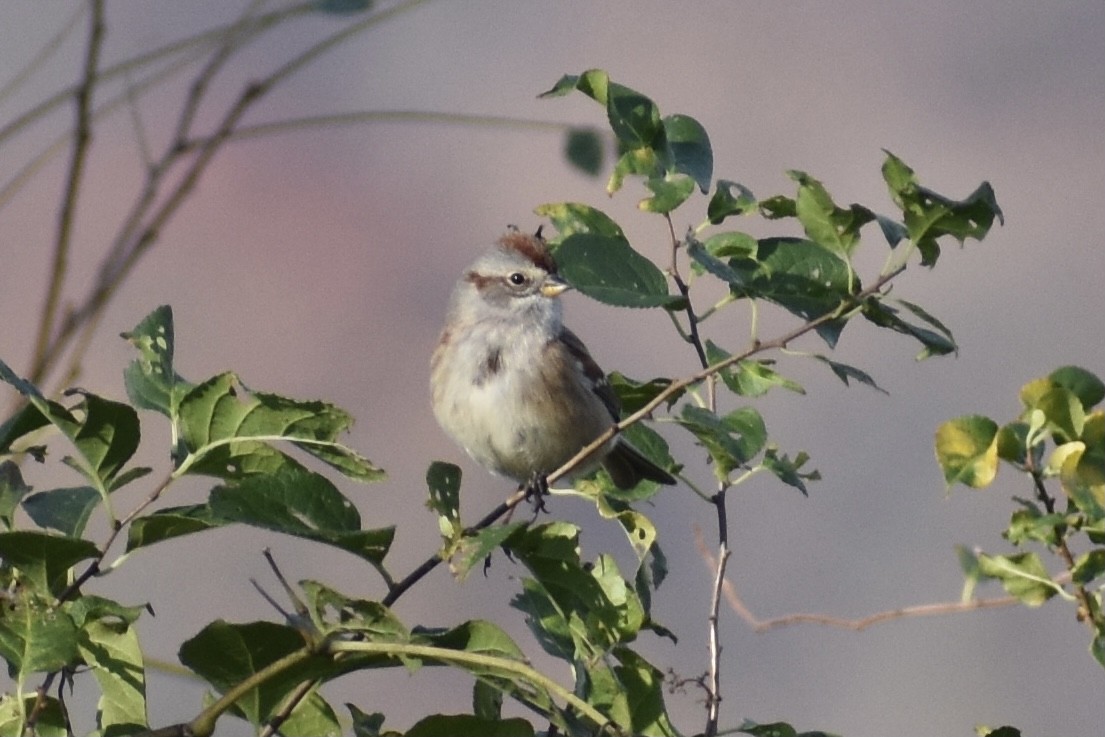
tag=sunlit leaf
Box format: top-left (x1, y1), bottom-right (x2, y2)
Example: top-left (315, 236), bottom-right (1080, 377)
top-left (0, 593), bottom-right (79, 680)
top-left (0, 530), bottom-right (99, 595)
top-left (639, 173), bottom-right (694, 214)
top-left (935, 415), bottom-right (999, 488)
top-left (976, 552), bottom-right (1060, 607)
top-left (0, 460), bottom-right (31, 529)
top-left (77, 620), bottom-right (149, 735)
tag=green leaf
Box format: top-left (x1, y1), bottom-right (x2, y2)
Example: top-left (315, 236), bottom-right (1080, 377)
top-left (811, 355), bottom-right (887, 394)
top-left (707, 180), bottom-right (756, 223)
top-left (64, 390), bottom-right (141, 487)
top-left (121, 305), bottom-right (192, 418)
top-left (22, 486), bottom-right (100, 538)
top-left (674, 405), bottom-right (767, 481)
top-left (77, 619), bottom-right (148, 736)
top-left (685, 234), bottom-right (748, 287)
top-left (0, 592), bottom-right (79, 681)
top-left (276, 691), bottom-right (341, 737)
top-left (703, 230), bottom-right (758, 260)
top-left (881, 151), bottom-right (1003, 266)
top-left (0, 460), bottom-right (31, 529)
top-left (506, 523), bottom-right (642, 661)
top-left (209, 468), bottom-right (394, 567)
top-left (0, 695), bottom-right (66, 737)
top-left (977, 552), bottom-right (1060, 607)
top-left (1033, 388), bottom-right (1085, 444)
top-left (535, 202), bottom-right (625, 244)
top-left (1048, 366), bottom-right (1105, 409)
top-left (453, 523), bottom-right (526, 581)
top-left (758, 194), bottom-right (797, 219)
top-left (606, 81), bottom-right (664, 150)
top-left (125, 504), bottom-right (225, 552)
top-left (346, 705), bottom-right (385, 737)
top-left (426, 461), bottom-right (462, 540)
top-left (179, 620), bottom-right (322, 727)
top-left (1059, 444), bottom-right (1105, 519)
top-left (729, 237), bottom-right (854, 347)
top-left (314, 0), bottom-right (373, 15)
top-left (762, 446), bottom-right (820, 495)
top-left (935, 415), bottom-right (1000, 488)
top-left (0, 530), bottom-right (99, 595)
top-left (607, 373), bottom-right (681, 415)
top-left (563, 127), bottom-right (604, 177)
top-left (705, 343), bottom-right (804, 397)
top-left (862, 299), bottom-right (957, 359)
top-left (177, 372), bottom-right (384, 482)
top-left (663, 113), bottom-right (712, 192)
top-left (539, 69), bottom-right (610, 103)
top-left (405, 714), bottom-right (535, 737)
top-left (738, 721), bottom-right (798, 737)
top-left (639, 173), bottom-right (695, 214)
top-left (473, 678), bottom-right (504, 721)
top-left (0, 357), bottom-right (80, 444)
top-left (789, 170), bottom-right (874, 257)
top-left (555, 233), bottom-right (679, 308)
top-left (300, 582), bottom-right (410, 653)
top-left (1005, 508), bottom-right (1064, 547)
top-left (1071, 549), bottom-right (1105, 585)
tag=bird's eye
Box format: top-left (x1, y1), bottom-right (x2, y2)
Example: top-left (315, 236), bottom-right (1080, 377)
top-left (508, 272), bottom-right (527, 286)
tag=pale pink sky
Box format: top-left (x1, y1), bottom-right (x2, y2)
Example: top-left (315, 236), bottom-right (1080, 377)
top-left (1, 3), bottom-right (1102, 735)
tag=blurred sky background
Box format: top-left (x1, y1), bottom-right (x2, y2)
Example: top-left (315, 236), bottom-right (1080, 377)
top-left (1, 2), bottom-right (1103, 735)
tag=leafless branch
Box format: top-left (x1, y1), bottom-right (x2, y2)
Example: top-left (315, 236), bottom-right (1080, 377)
top-left (693, 526), bottom-right (1024, 632)
top-left (29, 0), bottom-right (104, 384)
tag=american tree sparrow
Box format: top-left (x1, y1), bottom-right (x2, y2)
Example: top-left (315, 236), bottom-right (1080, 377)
top-left (431, 229), bottom-right (675, 490)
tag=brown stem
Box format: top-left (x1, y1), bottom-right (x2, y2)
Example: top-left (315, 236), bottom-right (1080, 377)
top-left (28, 0), bottom-right (104, 385)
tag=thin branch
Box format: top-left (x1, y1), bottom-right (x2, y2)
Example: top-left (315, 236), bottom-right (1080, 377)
top-left (28, 0), bottom-right (104, 384)
top-left (0, 4), bottom-right (86, 106)
top-left (693, 527), bottom-right (1024, 632)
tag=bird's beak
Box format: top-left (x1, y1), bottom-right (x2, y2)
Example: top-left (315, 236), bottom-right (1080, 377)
top-left (541, 276), bottom-right (571, 298)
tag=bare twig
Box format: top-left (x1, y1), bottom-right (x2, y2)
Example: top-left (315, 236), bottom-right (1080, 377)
top-left (693, 527), bottom-right (1024, 632)
top-left (28, 0), bottom-right (104, 384)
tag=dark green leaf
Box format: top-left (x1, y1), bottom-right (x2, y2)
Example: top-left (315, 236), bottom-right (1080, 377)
top-left (730, 237), bottom-right (854, 347)
top-left (314, 0), bottom-right (373, 15)
top-left (686, 234), bottom-right (747, 287)
top-left (862, 299), bottom-right (957, 359)
top-left (63, 390), bottom-right (141, 487)
top-left (0, 357), bottom-right (79, 444)
top-left (811, 355), bottom-right (887, 394)
top-left (209, 468), bottom-right (394, 567)
top-left (121, 305), bottom-right (192, 418)
top-left (563, 128), bottom-right (604, 177)
top-left (606, 81), bottom-right (664, 150)
top-left (1071, 549), bottom-right (1105, 585)
top-left (63, 595), bottom-right (147, 629)
top-left (0, 530), bottom-right (99, 594)
top-left (126, 504), bottom-right (225, 552)
top-left (607, 373), bottom-right (680, 414)
top-left (346, 705), bottom-right (385, 737)
top-left (473, 678), bottom-right (504, 721)
top-left (758, 194), bottom-right (797, 219)
top-left (22, 486), bottom-right (99, 538)
top-left (426, 461), bottom-right (462, 538)
top-left (405, 714), bottom-right (534, 737)
top-left (707, 180), bottom-right (756, 223)
top-left (762, 446), bottom-right (819, 495)
top-left (875, 214), bottom-right (909, 248)
top-left (663, 114), bottom-right (712, 192)
top-left (738, 720), bottom-right (798, 737)
top-left (881, 151), bottom-right (1003, 266)
top-left (0, 460), bottom-right (31, 529)
top-left (179, 620), bottom-right (323, 726)
top-left (555, 233), bottom-right (679, 308)
top-left (1048, 366), bottom-right (1105, 410)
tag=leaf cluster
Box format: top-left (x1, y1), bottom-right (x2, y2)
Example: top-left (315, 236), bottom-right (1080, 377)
top-left (936, 367), bottom-right (1105, 667)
